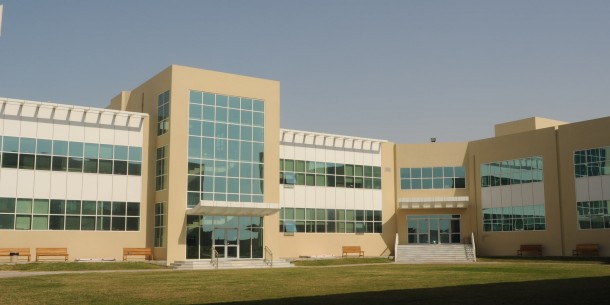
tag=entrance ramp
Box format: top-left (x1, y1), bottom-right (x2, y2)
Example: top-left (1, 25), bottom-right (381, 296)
top-left (171, 259), bottom-right (294, 270)
top-left (395, 244), bottom-right (475, 263)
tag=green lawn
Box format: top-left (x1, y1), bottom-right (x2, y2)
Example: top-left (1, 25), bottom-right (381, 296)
top-left (2, 261), bottom-right (610, 304)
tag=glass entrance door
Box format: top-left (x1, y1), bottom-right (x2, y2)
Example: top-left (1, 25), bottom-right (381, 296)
top-left (213, 228), bottom-right (238, 259)
top-left (407, 215), bottom-right (461, 244)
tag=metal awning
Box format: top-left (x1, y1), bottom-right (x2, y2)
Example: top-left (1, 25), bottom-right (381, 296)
top-left (186, 200), bottom-right (279, 216)
top-left (398, 196), bottom-right (470, 209)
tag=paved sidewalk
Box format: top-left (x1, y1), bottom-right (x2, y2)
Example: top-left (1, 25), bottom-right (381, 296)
top-left (0, 269), bottom-right (174, 279)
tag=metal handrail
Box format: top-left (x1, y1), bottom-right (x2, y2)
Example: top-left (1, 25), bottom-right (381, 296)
top-left (210, 248), bottom-right (219, 269)
top-left (264, 246), bottom-right (273, 268)
top-left (471, 232), bottom-right (477, 262)
top-left (394, 233), bottom-right (398, 262)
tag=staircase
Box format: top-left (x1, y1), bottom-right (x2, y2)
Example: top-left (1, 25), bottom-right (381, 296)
top-left (171, 259), bottom-right (294, 270)
top-left (395, 244), bottom-right (475, 263)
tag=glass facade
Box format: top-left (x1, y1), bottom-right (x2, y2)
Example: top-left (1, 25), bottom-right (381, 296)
top-left (154, 202), bottom-right (166, 247)
top-left (157, 90), bottom-right (170, 136)
top-left (187, 90), bottom-right (265, 207)
top-left (279, 207), bottom-right (382, 233)
top-left (0, 197), bottom-right (139, 231)
top-left (155, 146), bottom-right (167, 191)
top-left (480, 157), bottom-right (546, 232)
top-left (480, 157), bottom-right (543, 187)
top-left (407, 215), bottom-right (461, 244)
top-left (279, 159), bottom-right (381, 189)
top-left (574, 147), bottom-right (610, 177)
top-left (577, 201), bottom-right (610, 229)
top-left (0, 136), bottom-right (141, 175)
top-left (186, 215), bottom-right (263, 259)
top-left (400, 166), bottom-right (465, 190)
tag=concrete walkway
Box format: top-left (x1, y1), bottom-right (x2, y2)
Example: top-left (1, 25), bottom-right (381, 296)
top-left (0, 269), bottom-right (174, 279)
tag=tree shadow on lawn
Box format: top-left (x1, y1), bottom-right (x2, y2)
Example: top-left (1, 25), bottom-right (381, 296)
top-left (202, 276), bottom-right (610, 305)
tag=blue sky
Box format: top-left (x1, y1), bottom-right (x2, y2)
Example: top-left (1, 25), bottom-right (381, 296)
top-left (1, 1), bottom-right (609, 143)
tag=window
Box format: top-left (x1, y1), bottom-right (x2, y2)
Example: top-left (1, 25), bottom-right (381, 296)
top-left (401, 166), bottom-right (465, 190)
top-left (157, 90), bottom-right (170, 135)
top-left (0, 197), bottom-right (139, 231)
top-left (187, 90), bottom-right (265, 206)
top-left (0, 136), bottom-right (141, 176)
top-left (156, 146), bottom-right (167, 191)
top-left (280, 159), bottom-right (381, 190)
top-left (154, 203), bottom-right (166, 247)
top-left (280, 207), bottom-right (382, 234)
top-left (480, 157), bottom-right (545, 232)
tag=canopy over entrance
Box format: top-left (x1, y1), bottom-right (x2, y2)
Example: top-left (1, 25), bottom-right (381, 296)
top-left (186, 200), bottom-right (279, 216)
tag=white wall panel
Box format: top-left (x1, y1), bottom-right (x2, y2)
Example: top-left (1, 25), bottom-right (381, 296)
top-left (345, 150), bottom-right (355, 167)
top-left (371, 152), bottom-right (382, 166)
top-left (81, 174), bottom-right (98, 201)
top-left (33, 171), bottom-right (51, 198)
top-left (114, 128), bottom-right (129, 146)
top-left (501, 186), bottom-right (511, 207)
top-left (481, 187), bottom-right (491, 208)
top-left (587, 176), bottom-right (603, 201)
top-left (66, 174), bottom-right (83, 199)
top-left (325, 149), bottom-right (336, 164)
top-left (19, 119), bottom-right (37, 138)
top-left (575, 177), bottom-right (590, 202)
top-left (3, 119), bottom-right (21, 136)
top-left (314, 147), bottom-right (325, 163)
top-left (602, 176), bottom-right (610, 200)
top-left (533, 181), bottom-right (545, 204)
top-left (0, 169), bottom-right (18, 197)
top-left (315, 187), bottom-right (325, 209)
top-left (324, 188), bottom-right (335, 209)
top-left (490, 187), bottom-right (502, 207)
top-left (68, 123), bottom-right (85, 142)
top-left (97, 175), bottom-right (113, 201)
top-left (283, 145), bottom-right (294, 160)
top-left (112, 175), bottom-right (128, 201)
top-left (522, 183), bottom-right (534, 205)
top-left (36, 121), bottom-right (54, 139)
top-left (279, 145), bottom-right (285, 159)
top-left (16, 171), bottom-right (35, 198)
top-left (99, 128), bottom-right (114, 145)
top-left (294, 186), bottom-right (306, 207)
top-left (303, 187), bottom-right (316, 209)
top-left (128, 129), bottom-right (143, 147)
top-left (282, 187), bottom-right (294, 206)
top-left (84, 125), bottom-right (100, 143)
top-left (49, 172), bottom-right (67, 199)
top-left (294, 145), bottom-right (306, 160)
top-left (373, 190), bottom-right (382, 210)
top-left (511, 184), bottom-right (523, 205)
top-left (52, 122), bottom-right (70, 142)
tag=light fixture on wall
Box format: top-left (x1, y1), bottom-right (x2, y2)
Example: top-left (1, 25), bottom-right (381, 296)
top-left (431, 138), bottom-right (437, 143)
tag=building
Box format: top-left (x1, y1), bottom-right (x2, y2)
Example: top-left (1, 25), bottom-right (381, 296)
top-left (1, 65), bottom-right (609, 264)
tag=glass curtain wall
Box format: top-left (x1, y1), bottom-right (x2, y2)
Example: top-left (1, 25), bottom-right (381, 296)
top-left (186, 215), bottom-right (263, 259)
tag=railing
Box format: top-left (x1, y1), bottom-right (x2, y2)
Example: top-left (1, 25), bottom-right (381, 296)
top-left (471, 232), bottom-right (477, 262)
top-left (210, 248), bottom-right (219, 269)
top-left (394, 233), bottom-right (399, 262)
top-left (264, 246), bottom-right (273, 268)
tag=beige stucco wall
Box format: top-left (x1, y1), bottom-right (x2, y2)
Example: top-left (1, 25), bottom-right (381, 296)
top-left (113, 65), bottom-right (280, 264)
top-left (495, 117), bottom-right (567, 137)
top-left (393, 142), bottom-right (472, 245)
top-left (556, 116), bottom-right (610, 256)
top-left (468, 127), bottom-right (564, 256)
top-left (269, 142), bottom-right (397, 258)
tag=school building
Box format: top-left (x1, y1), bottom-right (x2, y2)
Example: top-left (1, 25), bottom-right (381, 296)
top-left (1, 65), bottom-right (609, 265)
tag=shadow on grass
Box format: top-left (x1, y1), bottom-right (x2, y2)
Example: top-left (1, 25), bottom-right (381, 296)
top-left (202, 276), bottom-right (610, 305)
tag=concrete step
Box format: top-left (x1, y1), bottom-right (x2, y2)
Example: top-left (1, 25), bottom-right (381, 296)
top-left (395, 244), bottom-right (475, 263)
top-left (171, 259), bottom-right (294, 270)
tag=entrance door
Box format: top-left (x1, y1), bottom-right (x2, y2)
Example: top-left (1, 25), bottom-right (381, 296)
top-left (213, 228), bottom-right (238, 259)
top-left (407, 215), bottom-right (461, 244)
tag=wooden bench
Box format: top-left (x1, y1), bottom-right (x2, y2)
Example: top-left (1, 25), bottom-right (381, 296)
top-left (123, 248), bottom-right (154, 261)
top-left (36, 248), bottom-right (69, 262)
top-left (517, 244), bottom-right (542, 256)
top-left (0, 248), bottom-right (31, 262)
top-left (572, 244), bottom-right (599, 256)
top-left (342, 246), bottom-right (364, 258)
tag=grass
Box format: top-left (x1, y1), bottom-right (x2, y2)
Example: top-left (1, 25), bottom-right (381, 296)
top-left (293, 257), bottom-right (392, 266)
top-left (0, 262), bottom-right (166, 271)
top-left (2, 260), bottom-right (610, 304)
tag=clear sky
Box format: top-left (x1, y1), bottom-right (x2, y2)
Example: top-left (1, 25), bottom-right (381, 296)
top-left (1, 1), bottom-right (609, 143)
